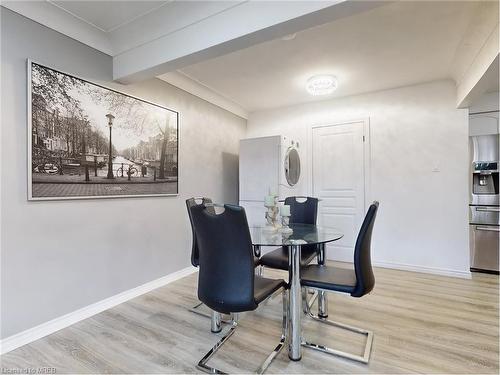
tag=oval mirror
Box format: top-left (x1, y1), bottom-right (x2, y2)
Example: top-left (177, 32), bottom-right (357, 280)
top-left (284, 147), bottom-right (301, 186)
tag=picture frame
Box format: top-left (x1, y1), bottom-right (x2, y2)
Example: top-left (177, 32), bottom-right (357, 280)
top-left (27, 59), bottom-right (179, 201)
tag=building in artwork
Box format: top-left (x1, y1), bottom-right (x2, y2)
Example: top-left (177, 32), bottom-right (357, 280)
top-left (31, 93), bottom-right (112, 167)
top-left (121, 131), bottom-right (178, 175)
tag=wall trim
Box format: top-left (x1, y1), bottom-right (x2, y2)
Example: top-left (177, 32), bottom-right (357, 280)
top-left (373, 260), bottom-right (472, 279)
top-left (0, 266), bottom-right (198, 355)
top-left (158, 71), bottom-right (249, 119)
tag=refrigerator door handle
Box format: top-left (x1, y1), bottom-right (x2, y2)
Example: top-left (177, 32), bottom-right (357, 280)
top-left (476, 226), bottom-right (500, 232)
top-left (476, 207), bottom-right (500, 212)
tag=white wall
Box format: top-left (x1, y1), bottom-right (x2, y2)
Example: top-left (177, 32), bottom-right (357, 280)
top-left (1, 8), bottom-right (246, 339)
top-left (247, 80), bottom-right (470, 276)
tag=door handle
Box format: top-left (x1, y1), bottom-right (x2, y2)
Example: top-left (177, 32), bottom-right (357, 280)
top-left (476, 207), bottom-right (500, 212)
top-left (476, 226), bottom-right (500, 232)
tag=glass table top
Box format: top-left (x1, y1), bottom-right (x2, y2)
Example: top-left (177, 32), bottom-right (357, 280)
top-left (249, 224), bottom-right (343, 247)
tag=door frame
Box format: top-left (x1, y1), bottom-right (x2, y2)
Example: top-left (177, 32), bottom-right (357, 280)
top-left (308, 118), bottom-right (371, 217)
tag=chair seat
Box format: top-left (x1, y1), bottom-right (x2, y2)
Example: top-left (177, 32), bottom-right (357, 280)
top-left (254, 276), bottom-right (287, 305)
top-left (300, 265), bottom-right (357, 294)
top-left (259, 245), bottom-right (318, 270)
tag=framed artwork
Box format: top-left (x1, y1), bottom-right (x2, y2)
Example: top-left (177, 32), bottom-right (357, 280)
top-left (27, 60), bottom-right (179, 200)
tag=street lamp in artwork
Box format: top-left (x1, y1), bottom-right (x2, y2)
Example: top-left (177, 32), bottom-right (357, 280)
top-left (106, 113), bottom-right (115, 179)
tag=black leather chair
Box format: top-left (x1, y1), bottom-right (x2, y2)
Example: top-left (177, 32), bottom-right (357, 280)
top-left (186, 198), bottom-right (261, 333)
top-left (189, 203), bottom-right (288, 374)
top-left (259, 196), bottom-right (320, 270)
top-left (300, 201), bottom-right (379, 364)
top-left (186, 197), bottom-right (225, 332)
top-left (187, 198), bottom-right (261, 269)
top-left (186, 197), bottom-right (214, 269)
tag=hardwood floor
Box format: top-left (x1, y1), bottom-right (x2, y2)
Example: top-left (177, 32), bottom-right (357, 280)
top-left (1, 265), bottom-right (498, 374)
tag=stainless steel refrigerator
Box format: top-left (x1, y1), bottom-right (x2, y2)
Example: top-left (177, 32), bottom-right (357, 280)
top-left (469, 112), bottom-right (499, 273)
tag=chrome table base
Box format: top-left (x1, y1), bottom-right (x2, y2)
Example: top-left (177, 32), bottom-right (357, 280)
top-left (288, 244), bottom-right (302, 361)
top-left (197, 291), bottom-right (288, 374)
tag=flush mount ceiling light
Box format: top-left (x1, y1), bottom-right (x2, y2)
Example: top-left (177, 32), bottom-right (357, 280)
top-left (306, 75), bottom-right (338, 96)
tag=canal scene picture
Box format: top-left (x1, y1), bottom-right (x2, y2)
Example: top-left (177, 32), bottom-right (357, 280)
top-left (28, 61), bottom-right (179, 200)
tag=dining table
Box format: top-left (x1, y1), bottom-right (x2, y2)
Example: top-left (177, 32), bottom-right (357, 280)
top-left (249, 223), bottom-right (343, 361)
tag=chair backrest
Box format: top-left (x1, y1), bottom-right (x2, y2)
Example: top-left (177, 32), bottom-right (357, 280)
top-left (352, 201), bottom-right (379, 297)
top-left (188, 203), bottom-right (257, 314)
top-left (185, 197), bottom-right (214, 267)
top-left (284, 196), bottom-right (319, 225)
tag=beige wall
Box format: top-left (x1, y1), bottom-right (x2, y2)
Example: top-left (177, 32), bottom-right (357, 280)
top-left (1, 8), bottom-right (246, 339)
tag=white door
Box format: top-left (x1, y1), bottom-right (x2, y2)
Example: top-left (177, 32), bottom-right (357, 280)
top-left (312, 121), bottom-right (367, 261)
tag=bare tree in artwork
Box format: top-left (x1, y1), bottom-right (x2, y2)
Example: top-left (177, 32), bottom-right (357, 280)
top-left (32, 63), bottom-right (82, 108)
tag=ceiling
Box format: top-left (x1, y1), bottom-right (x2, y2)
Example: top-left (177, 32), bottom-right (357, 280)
top-left (2, 0), bottom-right (246, 55)
top-left (4, 0), bottom-right (496, 115)
top-left (50, 1), bottom-right (170, 33)
top-left (176, 1), bottom-right (485, 112)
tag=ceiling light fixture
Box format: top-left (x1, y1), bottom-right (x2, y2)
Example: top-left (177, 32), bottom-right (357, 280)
top-left (306, 75), bottom-right (338, 96)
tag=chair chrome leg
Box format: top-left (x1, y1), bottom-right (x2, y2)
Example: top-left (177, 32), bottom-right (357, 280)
top-left (256, 265), bottom-right (264, 277)
top-left (188, 301), bottom-right (231, 327)
top-left (211, 310), bottom-right (222, 333)
top-left (317, 290), bottom-right (328, 318)
top-left (189, 301), bottom-right (205, 314)
top-left (197, 320), bottom-right (238, 374)
top-left (316, 244), bottom-right (329, 318)
top-left (197, 290), bottom-right (288, 374)
top-left (232, 312), bottom-right (239, 323)
top-left (301, 290), bottom-right (374, 364)
top-left (302, 289), bottom-right (318, 313)
top-left (255, 290), bottom-right (288, 374)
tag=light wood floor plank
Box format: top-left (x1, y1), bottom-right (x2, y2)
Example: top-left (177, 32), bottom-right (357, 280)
top-left (1, 265), bottom-right (498, 374)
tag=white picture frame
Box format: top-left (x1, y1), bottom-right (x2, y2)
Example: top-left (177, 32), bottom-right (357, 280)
top-left (27, 59), bottom-right (179, 201)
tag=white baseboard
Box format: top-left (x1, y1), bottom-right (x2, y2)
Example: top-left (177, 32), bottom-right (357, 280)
top-left (0, 266), bottom-right (197, 355)
top-left (373, 261), bottom-right (471, 279)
